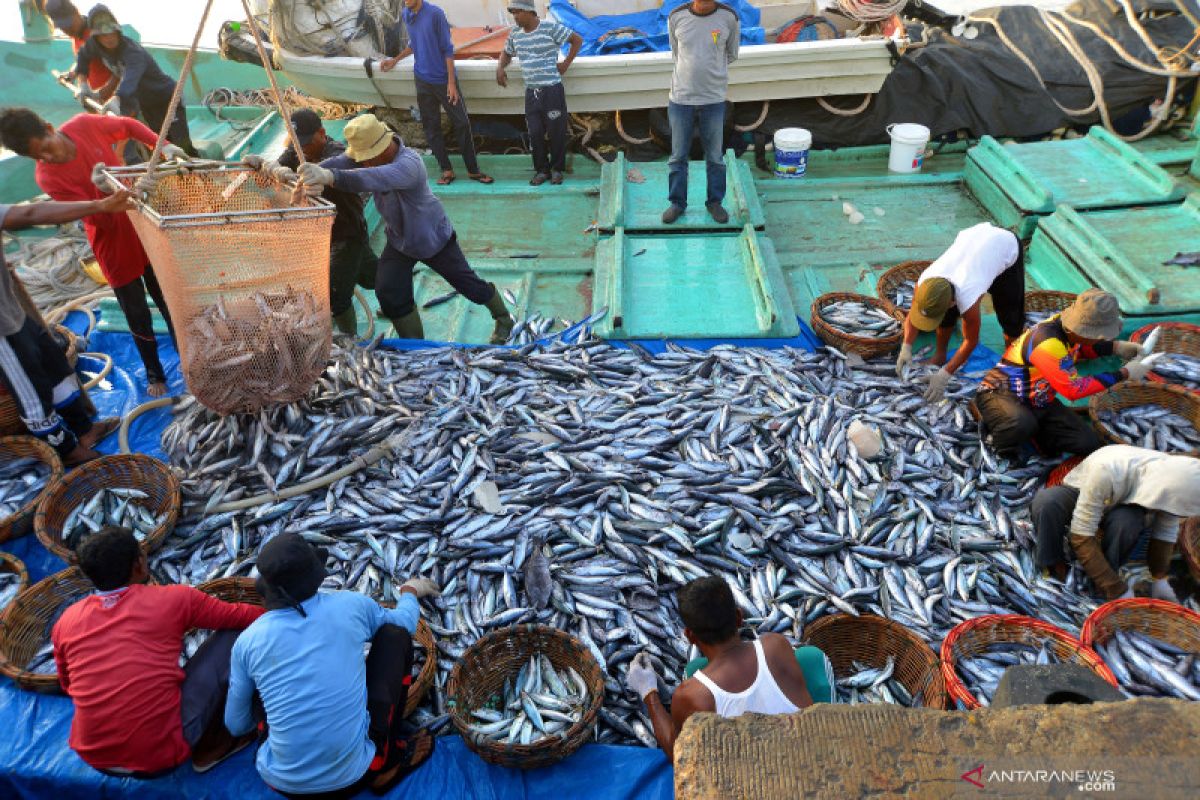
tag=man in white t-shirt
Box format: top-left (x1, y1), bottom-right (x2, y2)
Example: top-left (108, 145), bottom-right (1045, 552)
top-left (895, 223), bottom-right (1026, 402)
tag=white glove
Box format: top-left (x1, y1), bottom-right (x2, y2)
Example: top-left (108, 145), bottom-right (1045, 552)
top-left (895, 342), bottom-right (913, 377)
top-left (243, 154), bottom-right (266, 171)
top-left (1118, 580), bottom-right (1136, 600)
top-left (161, 143), bottom-right (190, 162)
top-left (626, 652), bottom-right (659, 700)
top-left (1123, 356), bottom-right (1153, 382)
top-left (91, 162), bottom-right (114, 194)
top-left (1151, 578), bottom-right (1179, 603)
top-left (100, 95), bottom-right (121, 116)
top-left (400, 577), bottom-right (440, 598)
top-left (79, 84), bottom-right (99, 110)
top-left (923, 367), bottom-right (952, 403)
top-left (298, 162), bottom-right (335, 187)
top-left (1112, 340), bottom-right (1141, 360)
top-left (269, 164), bottom-right (299, 185)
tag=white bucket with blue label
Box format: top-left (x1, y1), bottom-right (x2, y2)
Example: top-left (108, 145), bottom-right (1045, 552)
top-left (774, 128), bottom-right (812, 178)
top-left (887, 123), bottom-right (930, 173)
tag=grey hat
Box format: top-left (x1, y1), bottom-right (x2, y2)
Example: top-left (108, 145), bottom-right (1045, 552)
top-left (1060, 288), bottom-right (1122, 341)
top-left (508, 0), bottom-right (537, 12)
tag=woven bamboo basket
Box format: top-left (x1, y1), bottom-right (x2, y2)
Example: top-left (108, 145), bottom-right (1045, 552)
top-left (1082, 598), bottom-right (1200, 651)
top-left (1130, 322), bottom-right (1200, 393)
top-left (0, 566), bottom-right (95, 692)
top-left (810, 292), bottom-right (902, 360)
top-left (1179, 517), bottom-right (1200, 582)
top-left (1088, 381), bottom-right (1200, 454)
top-left (0, 552), bottom-right (29, 612)
top-left (34, 454), bottom-right (180, 562)
top-left (0, 390), bottom-right (23, 437)
top-left (379, 599), bottom-right (439, 717)
top-left (447, 625), bottom-right (605, 769)
top-left (803, 613), bottom-right (948, 709)
top-left (0, 436), bottom-right (64, 544)
top-left (1023, 290), bottom-right (1076, 322)
top-left (875, 260), bottom-right (930, 320)
top-left (940, 614), bottom-right (1117, 709)
top-left (1044, 455), bottom-right (1084, 488)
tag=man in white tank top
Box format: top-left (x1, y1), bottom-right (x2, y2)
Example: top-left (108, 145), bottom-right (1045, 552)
top-left (626, 577), bottom-right (831, 761)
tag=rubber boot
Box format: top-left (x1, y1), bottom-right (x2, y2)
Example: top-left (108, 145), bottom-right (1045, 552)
top-left (390, 310), bottom-right (425, 340)
top-left (332, 307), bottom-right (358, 336)
top-left (1146, 537), bottom-right (1174, 580)
top-left (484, 284), bottom-right (514, 345)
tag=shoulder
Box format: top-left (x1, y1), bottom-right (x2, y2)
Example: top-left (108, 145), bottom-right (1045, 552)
top-left (668, 3), bottom-right (691, 19)
top-left (673, 676), bottom-right (715, 713)
top-left (715, 3), bottom-right (740, 18)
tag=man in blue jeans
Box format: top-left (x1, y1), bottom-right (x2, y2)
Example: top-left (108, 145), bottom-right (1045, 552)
top-left (662, 0), bottom-right (740, 225)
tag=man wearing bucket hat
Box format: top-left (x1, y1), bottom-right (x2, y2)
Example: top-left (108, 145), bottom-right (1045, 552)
top-left (225, 533), bottom-right (438, 797)
top-left (975, 288), bottom-right (1154, 462)
top-left (896, 223), bottom-right (1028, 403)
top-left (296, 114), bottom-right (516, 343)
top-left (1031, 445), bottom-right (1200, 602)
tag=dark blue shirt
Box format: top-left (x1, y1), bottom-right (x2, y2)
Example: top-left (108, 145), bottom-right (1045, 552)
top-left (402, 2), bottom-right (454, 85)
top-left (75, 35), bottom-right (176, 114)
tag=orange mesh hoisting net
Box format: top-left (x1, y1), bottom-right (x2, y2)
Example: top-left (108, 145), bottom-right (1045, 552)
top-left (102, 164), bottom-right (336, 415)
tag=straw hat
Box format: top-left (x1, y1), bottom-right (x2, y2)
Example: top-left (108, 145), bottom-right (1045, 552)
top-left (344, 114), bottom-right (394, 162)
top-left (1060, 288), bottom-right (1122, 340)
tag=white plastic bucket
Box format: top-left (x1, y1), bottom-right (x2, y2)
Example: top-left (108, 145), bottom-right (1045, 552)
top-left (774, 128), bottom-right (812, 178)
top-left (887, 123), bottom-right (930, 174)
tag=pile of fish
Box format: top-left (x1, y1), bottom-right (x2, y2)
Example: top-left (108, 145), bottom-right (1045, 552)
top-left (888, 280), bottom-right (915, 314)
top-left (151, 337), bottom-right (1155, 745)
top-left (835, 657), bottom-right (924, 707)
top-left (1095, 630), bottom-right (1200, 700)
top-left (465, 654), bottom-right (590, 746)
top-left (181, 288), bottom-right (329, 415)
top-left (1096, 404), bottom-right (1200, 452)
top-left (818, 299), bottom-right (900, 339)
top-left (61, 488), bottom-right (165, 553)
top-left (0, 571), bottom-right (22, 613)
top-left (953, 641), bottom-right (1061, 706)
top-left (1147, 353), bottom-right (1200, 392)
top-left (21, 592), bottom-right (86, 676)
top-left (0, 456), bottom-right (51, 520)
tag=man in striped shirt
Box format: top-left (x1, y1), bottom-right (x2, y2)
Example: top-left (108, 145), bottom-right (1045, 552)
top-left (496, 1), bottom-right (582, 186)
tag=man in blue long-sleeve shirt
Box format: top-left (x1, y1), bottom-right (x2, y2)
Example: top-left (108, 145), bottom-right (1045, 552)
top-left (225, 533), bottom-right (438, 798)
top-left (74, 5), bottom-right (195, 156)
top-left (298, 114), bottom-right (515, 343)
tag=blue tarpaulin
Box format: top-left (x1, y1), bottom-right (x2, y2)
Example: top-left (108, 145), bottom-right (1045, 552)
top-left (548, 0), bottom-right (764, 56)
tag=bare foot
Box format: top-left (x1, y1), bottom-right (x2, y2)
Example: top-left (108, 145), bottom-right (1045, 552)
top-left (147, 381), bottom-right (168, 398)
top-left (80, 417), bottom-right (119, 449)
top-left (64, 443), bottom-right (101, 467)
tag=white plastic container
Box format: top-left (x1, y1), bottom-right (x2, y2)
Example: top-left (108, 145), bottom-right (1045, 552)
top-left (887, 123), bottom-right (931, 174)
top-left (774, 128), bottom-right (813, 178)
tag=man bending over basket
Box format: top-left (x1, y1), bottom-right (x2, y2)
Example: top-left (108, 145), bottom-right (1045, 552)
top-left (625, 576), bottom-right (833, 762)
top-left (225, 532), bottom-right (438, 798)
top-left (52, 526), bottom-right (264, 777)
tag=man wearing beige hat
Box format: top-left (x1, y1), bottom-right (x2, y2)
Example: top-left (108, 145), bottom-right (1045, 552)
top-left (975, 289), bottom-right (1152, 462)
top-left (895, 223), bottom-right (1027, 402)
top-left (298, 114), bottom-right (515, 344)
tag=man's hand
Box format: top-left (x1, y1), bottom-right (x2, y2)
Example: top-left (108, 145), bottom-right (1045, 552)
top-left (269, 164), bottom-right (299, 184)
top-left (923, 368), bottom-right (952, 403)
top-left (79, 84), bottom-right (99, 111)
top-left (400, 577), bottom-right (440, 598)
top-left (243, 154), bottom-right (266, 171)
top-left (96, 189), bottom-right (135, 214)
top-left (447, 81), bottom-right (460, 105)
top-left (895, 342), bottom-right (913, 377)
top-left (90, 162), bottom-right (115, 194)
top-left (1117, 579), bottom-right (1136, 601)
top-left (99, 95), bottom-right (121, 116)
top-left (496, 67), bottom-right (508, 88)
top-left (298, 162), bottom-right (335, 187)
top-left (161, 143), bottom-right (190, 162)
top-left (1122, 356), bottom-right (1153, 382)
top-left (557, 61), bottom-right (570, 76)
top-left (1112, 340), bottom-right (1141, 360)
top-left (626, 652), bottom-right (659, 700)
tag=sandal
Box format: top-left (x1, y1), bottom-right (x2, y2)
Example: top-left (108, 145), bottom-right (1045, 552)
top-left (370, 729), bottom-right (434, 795)
top-left (437, 171), bottom-right (456, 186)
top-left (467, 172), bottom-right (494, 184)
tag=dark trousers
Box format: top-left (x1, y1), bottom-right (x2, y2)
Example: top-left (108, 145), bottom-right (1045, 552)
top-left (1032, 485), bottom-right (1146, 570)
top-left (667, 100), bottom-right (726, 209)
top-left (272, 625), bottom-right (414, 800)
top-left (525, 83), bottom-right (569, 175)
top-left (0, 317), bottom-right (92, 456)
top-left (975, 389), bottom-right (1102, 461)
top-left (940, 241), bottom-right (1027, 339)
top-left (137, 92), bottom-right (196, 157)
top-left (111, 266), bottom-right (175, 385)
top-left (376, 234), bottom-right (493, 318)
top-left (415, 78), bottom-right (480, 175)
top-left (329, 235), bottom-right (379, 316)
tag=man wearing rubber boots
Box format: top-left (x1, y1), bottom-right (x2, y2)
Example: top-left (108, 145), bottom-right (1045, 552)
top-left (895, 223), bottom-right (1027, 402)
top-left (297, 114), bottom-right (515, 343)
top-left (974, 289), bottom-right (1153, 462)
top-left (1032, 445), bottom-right (1200, 602)
top-left (245, 109), bottom-right (378, 336)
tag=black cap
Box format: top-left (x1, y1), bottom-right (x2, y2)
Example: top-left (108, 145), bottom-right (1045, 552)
top-left (44, 0), bottom-right (79, 28)
top-left (291, 109), bottom-right (323, 146)
top-left (257, 533), bottom-right (327, 615)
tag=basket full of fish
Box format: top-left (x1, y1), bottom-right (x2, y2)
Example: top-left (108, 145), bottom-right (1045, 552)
top-left (35, 454), bottom-right (180, 562)
top-left (0, 552), bottom-right (29, 616)
top-left (939, 614), bottom-right (1117, 709)
top-left (1089, 381), bottom-right (1200, 454)
top-left (0, 567), bottom-right (96, 692)
top-left (1081, 599), bottom-right (1200, 701)
top-left (1131, 323), bottom-right (1200, 393)
top-left (448, 624), bottom-right (605, 769)
top-left (0, 436), bottom-right (63, 544)
top-left (1023, 290), bottom-right (1077, 329)
top-left (810, 293), bottom-right (902, 359)
top-left (803, 613), bottom-right (947, 708)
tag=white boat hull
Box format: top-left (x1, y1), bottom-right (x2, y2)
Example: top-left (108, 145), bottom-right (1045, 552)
top-left (277, 39), bottom-right (895, 115)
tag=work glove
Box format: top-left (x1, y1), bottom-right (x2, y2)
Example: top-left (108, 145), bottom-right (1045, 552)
top-left (400, 577), bottom-right (440, 598)
top-left (923, 367), bottom-right (952, 403)
top-left (626, 652), bottom-right (659, 700)
top-left (91, 162), bottom-right (115, 194)
top-left (1122, 356), bottom-right (1153, 382)
top-left (161, 143), bottom-right (190, 162)
top-left (269, 164), bottom-right (299, 185)
top-left (1112, 340), bottom-right (1141, 360)
top-left (298, 162), bottom-right (335, 187)
top-left (1117, 583), bottom-right (1135, 600)
top-left (847, 419), bottom-right (883, 460)
top-left (1151, 578), bottom-right (1179, 604)
top-left (79, 84), bottom-right (99, 111)
top-left (242, 154), bottom-right (266, 171)
top-left (100, 95), bottom-right (121, 116)
top-left (894, 342), bottom-right (913, 377)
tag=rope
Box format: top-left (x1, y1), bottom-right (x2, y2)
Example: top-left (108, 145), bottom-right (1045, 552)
top-left (203, 86), bottom-right (365, 120)
top-left (817, 95), bottom-right (873, 116)
top-left (734, 101), bottom-right (771, 131)
top-left (241, 0), bottom-right (307, 163)
top-left (836, 0), bottom-right (906, 25)
top-left (145, 0), bottom-right (215, 176)
top-left (614, 110), bottom-right (652, 145)
top-left (6, 231), bottom-right (109, 313)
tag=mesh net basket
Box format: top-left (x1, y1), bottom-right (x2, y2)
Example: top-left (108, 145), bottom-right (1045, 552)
top-left (101, 164), bottom-right (336, 415)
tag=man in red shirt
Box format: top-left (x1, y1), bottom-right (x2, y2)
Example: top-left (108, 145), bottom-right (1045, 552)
top-left (45, 0), bottom-right (113, 93)
top-left (0, 107), bottom-right (186, 397)
top-left (52, 526), bottom-right (265, 776)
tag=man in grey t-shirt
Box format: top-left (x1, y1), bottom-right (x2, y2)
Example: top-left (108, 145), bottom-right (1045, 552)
top-left (663, 0), bottom-right (740, 225)
top-left (0, 195), bottom-right (128, 465)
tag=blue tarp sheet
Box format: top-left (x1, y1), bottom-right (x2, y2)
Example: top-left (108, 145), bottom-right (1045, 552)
top-left (548, 0), bottom-right (765, 56)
